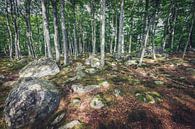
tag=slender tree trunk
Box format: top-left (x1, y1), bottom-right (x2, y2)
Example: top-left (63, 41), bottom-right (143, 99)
top-left (41, 0), bottom-right (52, 58)
top-left (51, 0), bottom-right (60, 63)
top-left (5, 0), bottom-right (13, 60)
top-left (11, 0), bottom-right (20, 59)
top-left (117, 0), bottom-right (124, 58)
top-left (139, 26), bottom-right (150, 65)
top-left (73, 2), bottom-right (78, 59)
top-left (60, 0), bottom-right (68, 65)
top-left (100, 0), bottom-right (106, 67)
top-left (128, 34), bottom-right (132, 54)
top-left (139, 0), bottom-right (149, 66)
top-left (114, 14), bottom-right (118, 53)
top-left (183, 12), bottom-right (195, 58)
top-left (171, 4), bottom-right (176, 51)
top-left (25, 0), bottom-right (35, 58)
top-left (92, 17), bottom-right (96, 55)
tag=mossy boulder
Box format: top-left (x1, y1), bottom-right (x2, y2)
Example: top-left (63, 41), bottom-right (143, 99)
top-left (135, 91), bottom-right (162, 104)
top-left (4, 78), bottom-right (60, 129)
top-left (19, 58), bottom-right (60, 78)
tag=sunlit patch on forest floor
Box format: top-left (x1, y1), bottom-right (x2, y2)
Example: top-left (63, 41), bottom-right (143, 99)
top-left (0, 52), bottom-right (194, 129)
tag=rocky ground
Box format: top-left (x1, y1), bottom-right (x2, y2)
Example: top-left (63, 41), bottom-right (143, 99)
top-left (0, 52), bottom-right (195, 129)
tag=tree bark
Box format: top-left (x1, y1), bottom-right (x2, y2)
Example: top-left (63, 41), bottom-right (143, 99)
top-left (183, 12), bottom-right (195, 58)
top-left (11, 0), bottom-right (20, 59)
top-left (24, 0), bottom-right (35, 58)
top-left (41, 0), bottom-right (53, 58)
top-left (5, 0), bottom-right (13, 60)
top-left (51, 0), bottom-right (60, 64)
top-left (138, 0), bottom-right (149, 66)
top-left (100, 0), bottom-right (106, 67)
top-left (73, 1), bottom-right (78, 59)
top-left (117, 0), bottom-right (124, 58)
top-left (60, 0), bottom-right (68, 65)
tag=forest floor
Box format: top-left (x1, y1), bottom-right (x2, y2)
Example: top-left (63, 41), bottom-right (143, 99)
top-left (0, 52), bottom-right (194, 129)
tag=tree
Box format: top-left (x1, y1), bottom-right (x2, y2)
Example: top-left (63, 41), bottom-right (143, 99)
top-left (51, 0), bottom-right (60, 64)
top-left (24, 0), bottom-right (35, 58)
top-left (41, 0), bottom-right (52, 58)
top-left (117, 0), bottom-right (124, 58)
top-left (100, 0), bottom-right (106, 67)
top-left (183, 1), bottom-right (195, 58)
top-left (60, 0), bottom-right (68, 65)
top-left (138, 0), bottom-right (149, 66)
top-left (5, 0), bottom-right (13, 60)
top-left (11, 0), bottom-right (21, 59)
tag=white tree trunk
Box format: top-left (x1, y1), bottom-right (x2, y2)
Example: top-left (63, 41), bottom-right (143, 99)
top-left (51, 0), bottom-right (60, 63)
top-left (41, 0), bottom-right (52, 58)
top-left (100, 0), bottom-right (106, 67)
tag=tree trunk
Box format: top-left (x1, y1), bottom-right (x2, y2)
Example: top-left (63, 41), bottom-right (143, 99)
top-left (92, 18), bottom-right (96, 55)
top-left (25, 0), bottom-right (35, 58)
top-left (171, 3), bottom-right (176, 51)
top-left (51, 0), bottom-right (60, 64)
top-left (100, 0), bottom-right (106, 67)
top-left (73, 2), bottom-right (78, 59)
top-left (117, 0), bottom-right (124, 58)
top-left (11, 0), bottom-right (20, 59)
top-left (128, 34), bottom-right (132, 54)
top-left (139, 0), bottom-right (149, 66)
top-left (60, 0), bottom-right (68, 65)
top-left (183, 12), bottom-right (195, 58)
top-left (139, 26), bottom-right (150, 65)
top-left (5, 0), bottom-right (13, 60)
top-left (114, 14), bottom-right (118, 53)
top-left (41, 0), bottom-right (52, 58)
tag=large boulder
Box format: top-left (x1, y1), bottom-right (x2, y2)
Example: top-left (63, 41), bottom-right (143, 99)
top-left (19, 58), bottom-right (60, 78)
top-left (85, 55), bottom-right (101, 68)
top-left (4, 78), bottom-right (60, 129)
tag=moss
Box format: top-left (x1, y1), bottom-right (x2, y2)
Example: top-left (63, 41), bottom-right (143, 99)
top-left (135, 91), bottom-right (163, 103)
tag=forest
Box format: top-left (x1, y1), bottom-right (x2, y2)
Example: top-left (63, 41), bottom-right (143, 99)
top-left (0, 0), bottom-right (195, 129)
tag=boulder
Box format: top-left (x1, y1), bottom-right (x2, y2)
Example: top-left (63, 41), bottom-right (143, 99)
top-left (99, 81), bottom-right (110, 88)
top-left (71, 98), bottom-right (81, 106)
top-left (90, 96), bottom-right (105, 109)
top-left (114, 89), bottom-right (121, 97)
top-left (19, 58), bottom-right (60, 78)
top-left (4, 78), bottom-right (60, 129)
top-left (154, 80), bottom-right (164, 85)
top-left (125, 60), bottom-right (138, 66)
top-left (58, 120), bottom-right (81, 129)
top-left (85, 68), bottom-right (96, 74)
top-left (51, 112), bottom-right (66, 126)
top-left (85, 55), bottom-right (101, 68)
top-left (71, 84), bottom-right (100, 94)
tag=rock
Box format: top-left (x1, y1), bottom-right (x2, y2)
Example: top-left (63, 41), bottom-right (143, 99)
top-left (0, 75), bottom-right (5, 85)
top-left (189, 60), bottom-right (195, 65)
top-left (75, 63), bottom-right (86, 80)
top-left (186, 68), bottom-right (195, 72)
top-left (59, 120), bottom-right (81, 129)
top-left (85, 55), bottom-right (101, 68)
top-left (85, 68), bottom-right (96, 74)
top-left (4, 78), bottom-right (60, 129)
top-left (19, 58), bottom-right (60, 78)
top-left (51, 112), bottom-right (66, 125)
top-left (114, 89), bottom-right (121, 97)
top-left (71, 84), bottom-right (100, 94)
top-left (125, 60), bottom-right (138, 66)
top-left (2, 81), bottom-right (17, 88)
top-left (71, 98), bottom-right (81, 106)
top-left (90, 96), bottom-right (105, 109)
top-left (0, 74), bottom-right (5, 80)
top-left (154, 80), bottom-right (164, 85)
top-left (135, 91), bottom-right (162, 104)
top-left (99, 81), bottom-right (110, 88)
